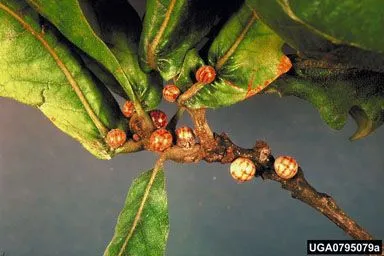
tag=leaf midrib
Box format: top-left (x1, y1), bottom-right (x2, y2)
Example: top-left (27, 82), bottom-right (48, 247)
top-left (278, 0), bottom-right (347, 46)
top-left (147, 0), bottom-right (177, 69)
top-left (27, 0), bottom-right (151, 121)
top-left (214, 6), bottom-right (258, 71)
top-left (0, 2), bottom-right (109, 137)
top-left (117, 167), bottom-right (161, 256)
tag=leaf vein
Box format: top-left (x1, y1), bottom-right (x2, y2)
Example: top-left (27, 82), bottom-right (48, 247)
top-left (147, 0), bottom-right (177, 69)
top-left (117, 168), bottom-right (161, 256)
top-left (0, 2), bottom-right (109, 137)
top-left (215, 9), bottom-right (257, 71)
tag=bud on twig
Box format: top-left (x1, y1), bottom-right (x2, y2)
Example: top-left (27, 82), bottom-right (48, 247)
top-left (253, 140), bottom-right (271, 164)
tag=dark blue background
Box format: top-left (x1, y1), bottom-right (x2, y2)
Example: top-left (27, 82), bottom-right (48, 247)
top-left (1, 94), bottom-right (383, 256)
top-left (0, 1), bottom-right (383, 255)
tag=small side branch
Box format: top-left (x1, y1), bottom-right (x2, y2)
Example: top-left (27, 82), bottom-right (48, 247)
top-left (157, 144), bottom-right (205, 165)
top-left (115, 140), bottom-right (144, 154)
top-left (177, 82), bottom-right (205, 103)
top-left (186, 108), bottom-right (217, 151)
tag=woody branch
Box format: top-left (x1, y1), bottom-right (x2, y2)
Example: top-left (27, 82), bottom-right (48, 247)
top-left (164, 107), bottom-right (376, 241)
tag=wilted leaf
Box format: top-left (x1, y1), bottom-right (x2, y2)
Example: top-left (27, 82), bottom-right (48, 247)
top-left (0, 0), bottom-right (125, 159)
top-left (26, 0), bottom-right (157, 115)
top-left (270, 71), bottom-right (384, 140)
top-left (185, 2), bottom-right (291, 109)
top-left (139, 0), bottom-right (221, 80)
top-left (104, 168), bottom-right (169, 256)
top-left (249, 0), bottom-right (384, 72)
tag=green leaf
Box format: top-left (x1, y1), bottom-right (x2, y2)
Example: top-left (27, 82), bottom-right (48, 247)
top-left (174, 48), bottom-right (205, 92)
top-left (88, 0), bottom-right (162, 110)
top-left (0, 0), bottom-right (125, 159)
top-left (281, 0), bottom-right (384, 54)
top-left (80, 53), bottom-right (128, 99)
top-left (184, 3), bottom-right (292, 109)
top-left (270, 72), bottom-right (384, 140)
top-left (139, 0), bottom-right (220, 81)
top-left (104, 168), bottom-right (169, 256)
top-left (249, 0), bottom-right (384, 72)
top-left (26, 0), bottom-right (155, 116)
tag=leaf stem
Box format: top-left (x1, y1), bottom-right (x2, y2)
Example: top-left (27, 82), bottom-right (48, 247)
top-left (187, 108), bottom-right (217, 151)
top-left (114, 140), bottom-right (144, 154)
top-left (177, 82), bottom-right (205, 104)
top-left (134, 102), bottom-right (155, 133)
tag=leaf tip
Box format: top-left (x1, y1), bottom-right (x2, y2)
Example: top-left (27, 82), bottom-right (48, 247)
top-left (349, 106), bottom-right (375, 141)
top-left (277, 55), bottom-right (292, 75)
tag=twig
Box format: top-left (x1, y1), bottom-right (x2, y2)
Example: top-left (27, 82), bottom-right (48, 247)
top-left (177, 82), bottom-right (205, 104)
top-left (163, 108), bottom-right (378, 241)
top-left (162, 144), bottom-right (205, 164)
top-left (204, 132), bottom-right (376, 241)
top-left (115, 140), bottom-right (144, 154)
top-left (186, 108), bottom-right (217, 151)
top-left (261, 168), bottom-right (374, 240)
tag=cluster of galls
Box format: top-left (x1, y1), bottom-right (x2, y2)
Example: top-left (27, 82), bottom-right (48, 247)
top-left (229, 152), bottom-right (299, 183)
top-left (147, 125), bottom-right (197, 153)
top-left (105, 65), bottom-right (298, 182)
top-left (105, 84), bottom-right (198, 152)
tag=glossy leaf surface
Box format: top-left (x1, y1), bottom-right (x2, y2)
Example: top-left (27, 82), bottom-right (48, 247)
top-left (0, 0), bottom-right (125, 159)
top-left (139, 0), bottom-right (219, 80)
top-left (174, 48), bottom-right (205, 92)
top-left (89, 0), bottom-right (162, 110)
top-left (249, 0), bottom-right (384, 72)
top-left (104, 169), bottom-right (169, 256)
top-left (185, 3), bottom-right (292, 108)
top-left (26, 0), bottom-right (160, 113)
